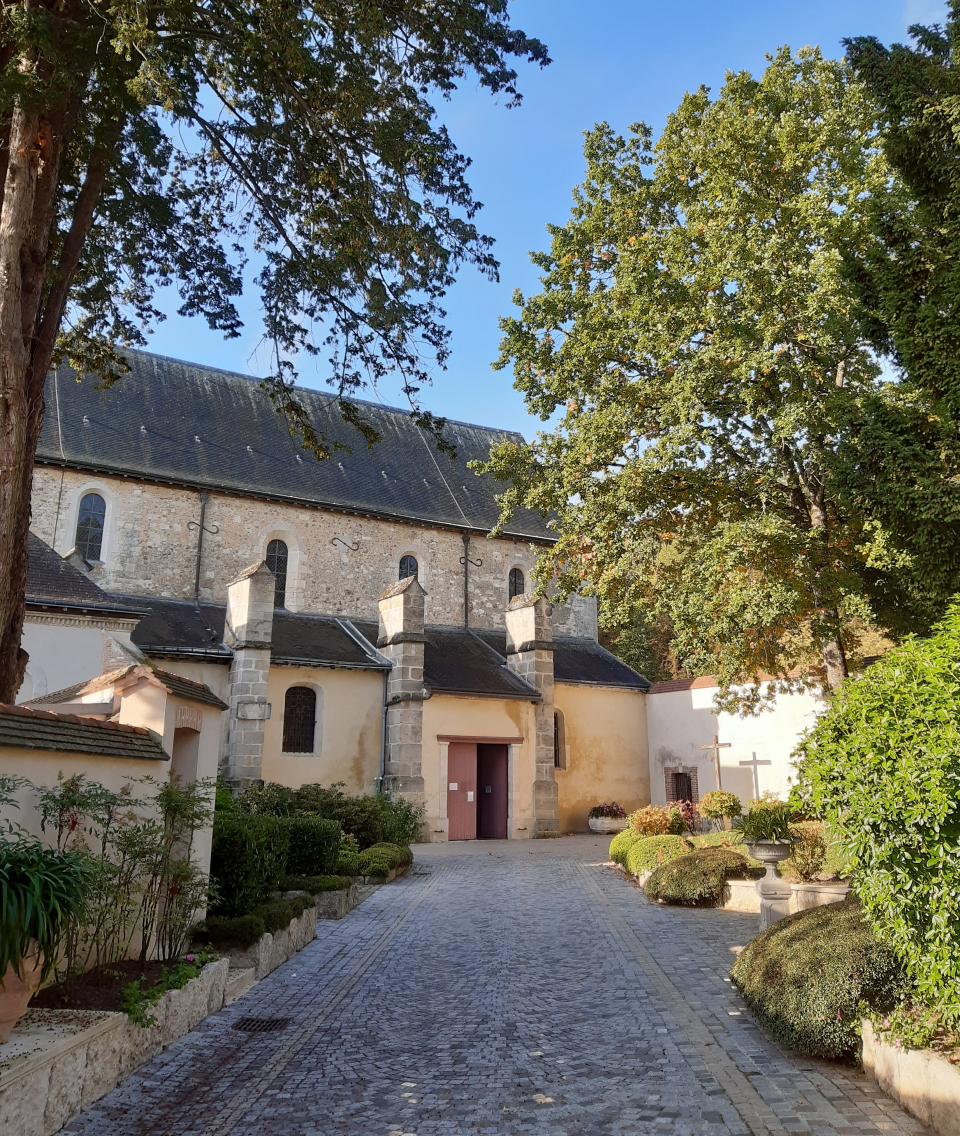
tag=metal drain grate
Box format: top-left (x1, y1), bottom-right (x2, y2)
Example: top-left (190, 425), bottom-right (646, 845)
top-left (233, 1016), bottom-right (292, 1033)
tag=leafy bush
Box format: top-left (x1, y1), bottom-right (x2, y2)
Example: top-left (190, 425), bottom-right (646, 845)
top-left (588, 802), bottom-right (627, 819)
top-left (645, 847), bottom-right (761, 905)
top-left (698, 790), bottom-right (742, 822)
top-left (283, 874), bottom-right (352, 894)
top-left (0, 840), bottom-right (87, 985)
top-left (258, 895), bottom-right (314, 934)
top-left (690, 830), bottom-right (743, 849)
top-left (120, 948), bottom-right (219, 1028)
top-left (794, 602), bottom-right (960, 1021)
top-left (285, 817), bottom-right (342, 877)
top-left (335, 851), bottom-right (363, 877)
top-left (608, 828), bottom-right (640, 866)
top-left (625, 835), bottom-right (692, 876)
top-left (209, 814), bottom-right (289, 917)
top-left (780, 822), bottom-right (827, 882)
top-left (629, 805), bottom-right (672, 836)
top-left (731, 900), bottom-right (909, 1059)
top-left (357, 842), bottom-right (412, 876)
top-left (734, 797), bottom-right (797, 844)
top-left (191, 913), bottom-right (266, 951)
top-left (667, 801), bottom-right (696, 834)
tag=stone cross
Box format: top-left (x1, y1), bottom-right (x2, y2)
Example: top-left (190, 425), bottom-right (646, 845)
top-left (700, 734), bottom-right (731, 789)
top-left (739, 751), bottom-right (772, 798)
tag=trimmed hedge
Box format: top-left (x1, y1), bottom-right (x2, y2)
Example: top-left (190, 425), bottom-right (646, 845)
top-left (645, 847), bottom-right (761, 905)
top-left (335, 850), bottom-right (362, 877)
top-left (608, 828), bottom-right (640, 866)
top-left (283, 874), bottom-right (353, 894)
top-left (358, 842), bottom-right (412, 877)
top-left (191, 894), bottom-right (316, 951)
top-left (625, 835), bottom-right (692, 877)
top-left (210, 814), bottom-right (289, 917)
top-left (285, 816), bottom-right (342, 877)
top-left (730, 899), bottom-right (909, 1059)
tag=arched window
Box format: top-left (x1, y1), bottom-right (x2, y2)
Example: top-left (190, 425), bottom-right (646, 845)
top-left (399, 555), bottom-right (418, 581)
top-left (282, 686), bottom-right (316, 753)
top-left (75, 493), bottom-right (106, 562)
top-left (509, 567), bottom-right (525, 600)
top-left (265, 539), bottom-right (288, 608)
top-left (554, 709), bottom-right (566, 770)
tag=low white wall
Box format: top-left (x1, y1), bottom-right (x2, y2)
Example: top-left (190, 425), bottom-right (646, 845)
top-left (862, 1019), bottom-right (960, 1136)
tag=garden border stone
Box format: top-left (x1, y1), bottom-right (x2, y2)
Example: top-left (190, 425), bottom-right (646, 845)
top-left (862, 1018), bottom-right (960, 1136)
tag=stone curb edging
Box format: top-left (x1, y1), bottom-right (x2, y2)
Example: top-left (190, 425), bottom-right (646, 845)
top-left (862, 1018), bottom-right (960, 1136)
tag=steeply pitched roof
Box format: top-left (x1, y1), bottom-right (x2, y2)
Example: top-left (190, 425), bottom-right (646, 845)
top-left (31, 663), bottom-right (228, 711)
top-left (26, 532), bottom-right (145, 617)
top-left (472, 630), bottom-right (650, 690)
top-left (0, 703), bottom-right (167, 760)
top-left (38, 350), bottom-right (554, 541)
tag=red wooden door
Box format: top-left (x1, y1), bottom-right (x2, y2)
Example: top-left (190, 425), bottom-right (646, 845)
top-left (477, 744), bottom-right (508, 840)
top-left (447, 742), bottom-right (477, 840)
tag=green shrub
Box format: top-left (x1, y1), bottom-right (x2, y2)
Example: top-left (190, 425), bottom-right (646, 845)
top-left (794, 601), bottom-right (960, 1021)
top-left (209, 814), bottom-right (289, 917)
top-left (608, 828), bottom-right (640, 866)
top-left (191, 913), bottom-right (266, 951)
top-left (698, 790), bottom-right (742, 822)
top-left (335, 851), bottom-right (362, 877)
top-left (285, 817), bottom-right (342, 877)
top-left (258, 896), bottom-right (312, 934)
top-left (625, 835), bottom-right (692, 876)
top-left (283, 874), bottom-right (352, 894)
top-left (645, 847), bottom-right (760, 905)
top-left (357, 842), bottom-right (411, 876)
top-left (780, 822), bottom-right (827, 882)
top-left (730, 900), bottom-right (909, 1059)
top-left (690, 830), bottom-right (743, 849)
top-left (733, 797), bottom-right (797, 843)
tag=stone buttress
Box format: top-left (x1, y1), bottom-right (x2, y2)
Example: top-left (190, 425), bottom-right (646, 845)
top-left (505, 594), bottom-right (559, 837)
top-left (377, 576), bottom-right (427, 812)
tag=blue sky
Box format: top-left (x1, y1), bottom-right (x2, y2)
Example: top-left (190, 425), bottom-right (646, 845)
top-left (146, 0), bottom-right (947, 439)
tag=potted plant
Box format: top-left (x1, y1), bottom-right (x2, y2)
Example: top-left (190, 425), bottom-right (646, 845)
top-left (0, 840), bottom-right (87, 1042)
top-left (697, 790), bottom-right (742, 832)
top-left (733, 798), bottom-right (797, 930)
top-left (588, 803), bottom-right (628, 834)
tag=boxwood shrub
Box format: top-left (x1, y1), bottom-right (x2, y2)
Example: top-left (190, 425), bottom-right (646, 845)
top-left (209, 814), bottom-right (289, 917)
top-left (358, 842), bottom-right (412, 877)
top-left (730, 899), bottom-right (910, 1059)
top-left (285, 817), bottom-right (343, 877)
top-left (335, 850), bottom-right (363, 877)
top-left (191, 893), bottom-right (316, 951)
top-left (283, 874), bottom-right (353, 894)
top-left (608, 828), bottom-right (640, 866)
top-left (625, 835), bottom-right (692, 876)
top-left (645, 847), bottom-right (761, 905)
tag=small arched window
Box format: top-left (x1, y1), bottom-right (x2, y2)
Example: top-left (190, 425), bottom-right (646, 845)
top-left (399, 555), bottom-right (418, 581)
top-left (265, 539), bottom-right (288, 608)
top-left (509, 567), bottom-right (525, 600)
top-left (554, 709), bottom-right (566, 770)
top-left (282, 686), bottom-right (316, 753)
top-left (75, 493), bottom-right (106, 562)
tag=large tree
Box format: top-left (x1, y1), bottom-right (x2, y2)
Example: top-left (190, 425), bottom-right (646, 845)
top-left (485, 48), bottom-right (926, 709)
top-left (0, 1), bottom-right (548, 701)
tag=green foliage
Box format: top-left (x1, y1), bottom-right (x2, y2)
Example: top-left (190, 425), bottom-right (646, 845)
top-left (335, 851), bottom-right (363, 878)
top-left (282, 875), bottom-right (352, 894)
top-left (730, 900), bottom-right (909, 1059)
top-left (209, 814), bottom-right (289, 918)
top-left (483, 46), bottom-right (930, 703)
top-left (624, 835), bottom-right (692, 876)
top-left (284, 817), bottom-right (343, 878)
top-left (357, 843), bottom-right (412, 877)
top-left (645, 848), bottom-right (760, 906)
top-left (191, 914), bottom-right (266, 952)
top-left (781, 822), bottom-right (828, 882)
top-left (608, 828), bottom-right (640, 867)
top-left (733, 799), bottom-right (798, 844)
top-left (215, 782), bottom-right (238, 814)
top-left (0, 841), bottom-right (87, 986)
top-left (794, 601), bottom-right (960, 1022)
top-left (258, 896), bottom-right (314, 935)
top-left (119, 947), bottom-right (219, 1028)
top-left (690, 831), bottom-right (744, 849)
top-left (698, 791), bottom-right (742, 822)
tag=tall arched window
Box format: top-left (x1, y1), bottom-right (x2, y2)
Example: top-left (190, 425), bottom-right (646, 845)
top-left (554, 709), bottom-right (566, 770)
top-left (265, 539), bottom-right (288, 608)
top-left (75, 493), bottom-right (106, 562)
top-left (282, 686), bottom-right (316, 753)
top-left (399, 555), bottom-right (418, 581)
top-left (509, 567), bottom-right (525, 600)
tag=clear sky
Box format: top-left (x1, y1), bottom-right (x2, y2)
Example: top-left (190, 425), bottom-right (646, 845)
top-left (145, 0), bottom-right (947, 439)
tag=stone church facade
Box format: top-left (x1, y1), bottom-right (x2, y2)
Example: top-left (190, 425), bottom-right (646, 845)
top-left (22, 350), bottom-right (651, 837)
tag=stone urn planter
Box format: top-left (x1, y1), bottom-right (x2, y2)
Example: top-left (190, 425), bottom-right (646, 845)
top-left (747, 841), bottom-right (793, 931)
top-left (589, 816), bottom-right (628, 834)
top-left (0, 941), bottom-right (43, 1044)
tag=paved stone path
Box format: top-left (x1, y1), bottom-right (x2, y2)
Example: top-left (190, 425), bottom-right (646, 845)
top-left (68, 837), bottom-right (927, 1136)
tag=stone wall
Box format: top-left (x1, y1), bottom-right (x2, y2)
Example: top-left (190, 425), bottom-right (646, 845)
top-left (31, 466), bottom-right (597, 636)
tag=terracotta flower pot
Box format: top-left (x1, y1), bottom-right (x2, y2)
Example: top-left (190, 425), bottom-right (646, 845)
top-left (589, 816), bottom-right (628, 834)
top-left (0, 942), bottom-right (43, 1044)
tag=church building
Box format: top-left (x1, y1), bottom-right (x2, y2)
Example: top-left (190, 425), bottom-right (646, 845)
top-left (21, 350), bottom-right (651, 838)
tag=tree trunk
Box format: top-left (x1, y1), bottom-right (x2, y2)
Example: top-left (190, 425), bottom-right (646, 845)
top-left (808, 491), bottom-right (849, 691)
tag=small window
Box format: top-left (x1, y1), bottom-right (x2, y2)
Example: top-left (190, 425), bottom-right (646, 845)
top-left (399, 555), bottom-right (418, 581)
top-left (509, 567), bottom-right (525, 600)
top-left (282, 686), bottom-right (316, 753)
top-left (265, 539), bottom-right (288, 608)
top-left (75, 493), bottom-right (106, 561)
top-left (553, 709), bottom-right (566, 770)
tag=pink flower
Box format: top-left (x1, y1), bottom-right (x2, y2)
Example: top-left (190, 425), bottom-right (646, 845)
top-left (186, 955), bottom-right (195, 962)
top-left (837, 1011), bottom-right (842, 1021)
top-left (895, 1039), bottom-right (902, 1048)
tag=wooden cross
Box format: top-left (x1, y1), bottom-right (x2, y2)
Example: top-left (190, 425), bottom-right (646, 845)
top-left (700, 734), bottom-right (731, 790)
top-left (739, 751), bottom-right (772, 799)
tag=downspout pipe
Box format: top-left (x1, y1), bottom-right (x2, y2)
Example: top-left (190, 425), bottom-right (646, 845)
top-left (461, 532), bottom-right (470, 629)
top-left (378, 667), bottom-right (388, 795)
top-left (193, 491), bottom-right (209, 600)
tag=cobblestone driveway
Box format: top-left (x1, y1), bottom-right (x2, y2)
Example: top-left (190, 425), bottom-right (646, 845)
top-left (68, 837), bottom-right (926, 1136)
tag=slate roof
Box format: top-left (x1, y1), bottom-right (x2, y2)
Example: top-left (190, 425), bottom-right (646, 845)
top-left (472, 630), bottom-right (650, 690)
top-left (0, 703), bottom-right (167, 760)
top-left (38, 350), bottom-right (554, 541)
top-left (30, 663), bottom-right (228, 711)
top-left (26, 532), bottom-right (145, 617)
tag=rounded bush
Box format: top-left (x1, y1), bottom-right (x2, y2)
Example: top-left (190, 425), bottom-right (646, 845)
top-left (644, 847), bottom-right (759, 905)
top-left (625, 835), bottom-right (692, 877)
top-left (608, 828), bottom-right (640, 866)
top-left (698, 790), bottom-right (742, 820)
top-left (730, 899), bottom-right (909, 1059)
top-left (629, 805), bottom-right (672, 836)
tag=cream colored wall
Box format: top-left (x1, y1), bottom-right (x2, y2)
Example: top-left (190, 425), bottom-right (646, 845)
top-left (18, 615), bottom-right (137, 703)
top-left (420, 694), bottom-right (538, 840)
top-left (261, 665), bottom-right (383, 795)
top-left (646, 681), bottom-right (824, 806)
top-left (553, 684), bottom-right (649, 832)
